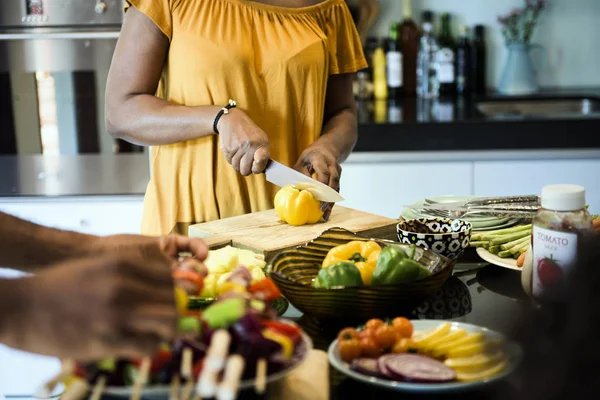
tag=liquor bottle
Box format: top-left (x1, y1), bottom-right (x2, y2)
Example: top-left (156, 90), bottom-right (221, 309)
top-left (416, 11), bottom-right (439, 98)
top-left (471, 25), bottom-right (487, 94)
top-left (372, 42), bottom-right (388, 100)
top-left (399, 0), bottom-right (420, 96)
top-left (435, 13), bottom-right (456, 95)
top-left (455, 24), bottom-right (471, 95)
top-left (386, 22), bottom-right (403, 99)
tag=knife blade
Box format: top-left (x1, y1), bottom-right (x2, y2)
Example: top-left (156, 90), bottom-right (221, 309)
top-left (264, 159), bottom-right (344, 203)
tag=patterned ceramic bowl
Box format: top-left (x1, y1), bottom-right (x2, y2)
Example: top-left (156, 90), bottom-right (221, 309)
top-left (268, 228), bottom-right (455, 321)
top-left (397, 218), bottom-right (472, 260)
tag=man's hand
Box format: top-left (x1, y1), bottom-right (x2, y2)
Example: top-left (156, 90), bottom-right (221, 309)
top-left (4, 253), bottom-right (186, 361)
top-left (294, 145), bottom-right (342, 221)
top-left (88, 233), bottom-right (209, 274)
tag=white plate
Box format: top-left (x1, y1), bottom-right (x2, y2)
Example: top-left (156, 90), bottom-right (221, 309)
top-left (97, 332), bottom-right (313, 399)
top-left (476, 247), bottom-right (522, 271)
top-left (328, 320), bottom-right (522, 394)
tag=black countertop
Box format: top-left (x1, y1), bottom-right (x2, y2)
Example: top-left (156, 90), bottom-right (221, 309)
top-left (354, 87), bottom-right (600, 152)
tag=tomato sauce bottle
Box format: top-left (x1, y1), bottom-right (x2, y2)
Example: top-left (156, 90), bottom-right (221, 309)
top-left (523, 184), bottom-right (594, 302)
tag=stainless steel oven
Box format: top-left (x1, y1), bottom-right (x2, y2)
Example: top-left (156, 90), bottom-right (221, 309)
top-left (0, 0), bottom-right (143, 155)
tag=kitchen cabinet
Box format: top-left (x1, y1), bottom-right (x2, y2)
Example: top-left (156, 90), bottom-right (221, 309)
top-left (339, 162), bottom-right (474, 219)
top-left (0, 195), bottom-right (145, 236)
top-left (473, 159), bottom-right (600, 212)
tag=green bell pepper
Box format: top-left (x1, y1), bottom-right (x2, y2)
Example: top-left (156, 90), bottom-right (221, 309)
top-left (312, 261), bottom-right (363, 288)
top-left (372, 246), bottom-right (431, 285)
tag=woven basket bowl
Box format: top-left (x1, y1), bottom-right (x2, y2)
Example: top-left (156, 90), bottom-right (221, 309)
top-left (268, 227), bottom-right (455, 321)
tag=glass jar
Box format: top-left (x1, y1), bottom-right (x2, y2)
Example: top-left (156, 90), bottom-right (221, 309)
top-left (524, 184), bottom-right (594, 302)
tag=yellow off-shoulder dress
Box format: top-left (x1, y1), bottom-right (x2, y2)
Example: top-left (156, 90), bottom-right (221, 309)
top-left (125, 0), bottom-right (367, 235)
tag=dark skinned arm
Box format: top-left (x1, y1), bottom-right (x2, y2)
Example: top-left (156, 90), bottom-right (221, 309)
top-left (294, 73), bottom-right (358, 192)
top-left (105, 7), bottom-right (222, 145)
top-left (0, 212), bottom-right (95, 271)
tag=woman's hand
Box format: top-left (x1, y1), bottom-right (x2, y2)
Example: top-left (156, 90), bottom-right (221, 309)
top-left (294, 145), bottom-right (342, 221)
top-left (217, 109), bottom-right (271, 176)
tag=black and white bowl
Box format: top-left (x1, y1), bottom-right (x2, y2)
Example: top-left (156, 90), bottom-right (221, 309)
top-left (397, 218), bottom-right (472, 260)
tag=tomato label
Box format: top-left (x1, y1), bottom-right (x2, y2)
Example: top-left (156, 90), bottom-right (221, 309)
top-left (532, 226), bottom-right (577, 300)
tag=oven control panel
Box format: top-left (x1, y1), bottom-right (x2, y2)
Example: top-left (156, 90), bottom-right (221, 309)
top-left (0, 0), bottom-right (123, 28)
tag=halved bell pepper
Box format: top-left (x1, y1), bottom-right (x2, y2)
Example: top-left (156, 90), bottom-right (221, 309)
top-left (262, 328), bottom-right (294, 360)
top-left (248, 278), bottom-right (282, 301)
top-left (322, 240), bottom-right (382, 285)
top-left (274, 185), bottom-right (323, 226)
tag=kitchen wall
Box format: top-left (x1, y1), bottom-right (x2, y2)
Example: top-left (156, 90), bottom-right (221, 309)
top-left (368, 0), bottom-right (600, 89)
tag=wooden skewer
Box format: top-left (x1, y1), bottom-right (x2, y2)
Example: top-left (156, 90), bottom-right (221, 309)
top-left (215, 355), bottom-right (245, 400)
top-left (181, 379), bottom-right (195, 400)
top-left (196, 330), bottom-right (231, 398)
top-left (89, 375), bottom-right (106, 400)
top-left (130, 357), bottom-right (151, 400)
top-left (181, 348), bottom-right (193, 379)
top-left (36, 359), bottom-right (75, 398)
top-left (59, 378), bottom-right (89, 400)
top-left (169, 374), bottom-right (181, 400)
top-left (254, 358), bottom-right (267, 395)
top-left (180, 347), bottom-right (195, 400)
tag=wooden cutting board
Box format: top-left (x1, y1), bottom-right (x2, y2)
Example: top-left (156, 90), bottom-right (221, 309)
top-left (188, 206), bottom-right (398, 261)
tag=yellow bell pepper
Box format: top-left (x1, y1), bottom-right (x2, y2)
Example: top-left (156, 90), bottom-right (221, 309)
top-left (262, 328), bottom-right (294, 360)
top-left (274, 185), bottom-right (323, 226)
top-left (174, 287), bottom-right (189, 314)
top-left (321, 240), bottom-right (382, 285)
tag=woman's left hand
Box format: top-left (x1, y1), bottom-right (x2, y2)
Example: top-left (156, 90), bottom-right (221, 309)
top-left (294, 145), bottom-right (341, 221)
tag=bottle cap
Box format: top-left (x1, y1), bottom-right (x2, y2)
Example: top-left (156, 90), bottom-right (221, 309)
top-left (422, 10), bottom-right (433, 23)
top-left (474, 25), bottom-right (485, 38)
top-left (541, 184), bottom-right (586, 211)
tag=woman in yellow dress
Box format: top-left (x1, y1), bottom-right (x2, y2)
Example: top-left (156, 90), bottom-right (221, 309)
top-left (106, 0), bottom-right (367, 235)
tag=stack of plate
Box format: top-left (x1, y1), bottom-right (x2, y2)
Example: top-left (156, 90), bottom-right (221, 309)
top-left (401, 195), bottom-right (522, 232)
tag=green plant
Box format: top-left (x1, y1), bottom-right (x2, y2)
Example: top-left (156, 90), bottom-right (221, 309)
top-left (498, 0), bottom-right (548, 45)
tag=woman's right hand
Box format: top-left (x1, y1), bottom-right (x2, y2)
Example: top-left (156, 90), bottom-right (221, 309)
top-left (217, 109), bottom-right (271, 175)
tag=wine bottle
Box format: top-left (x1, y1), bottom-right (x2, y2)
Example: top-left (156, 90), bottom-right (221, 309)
top-left (386, 22), bottom-right (403, 99)
top-left (471, 25), bottom-right (487, 94)
top-left (436, 13), bottom-right (456, 95)
top-left (399, 0), bottom-right (420, 96)
top-left (455, 24), bottom-right (471, 95)
top-left (416, 11), bottom-right (439, 98)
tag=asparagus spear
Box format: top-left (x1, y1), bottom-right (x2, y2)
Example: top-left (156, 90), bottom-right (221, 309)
top-left (500, 236), bottom-right (530, 251)
top-left (469, 241), bottom-right (490, 248)
top-left (499, 241), bottom-right (529, 258)
top-left (490, 230), bottom-right (531, 246)
top-left (472, 224), bottom-right (532, 242)
top-left (488, 245), bottom-right (501, 254)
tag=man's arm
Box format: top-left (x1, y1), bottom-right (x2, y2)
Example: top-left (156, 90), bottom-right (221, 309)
top-left (0, 212), bottom-right (95, 271)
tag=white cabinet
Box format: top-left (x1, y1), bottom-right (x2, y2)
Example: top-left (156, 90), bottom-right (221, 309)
top-left (0, 195), bottom-right (145, 236)
top-left (473, 159), bottom-right (600, 212)
top-left (340, 162), bottom-right (474, 219)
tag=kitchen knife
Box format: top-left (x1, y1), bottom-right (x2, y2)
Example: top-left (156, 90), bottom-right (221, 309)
top-left (264, 159), bottom-right (344, 203)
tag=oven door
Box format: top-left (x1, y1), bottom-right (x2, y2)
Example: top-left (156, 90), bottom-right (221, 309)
top-left (0, 28), bottom-right (143, 155)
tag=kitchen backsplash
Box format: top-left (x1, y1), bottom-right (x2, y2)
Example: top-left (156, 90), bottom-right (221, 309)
top-left (368, 0), bottom-right (600, 89)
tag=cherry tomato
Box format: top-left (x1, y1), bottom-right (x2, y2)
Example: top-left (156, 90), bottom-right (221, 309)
top-left (339, 338), bottom-right (362, 363)
top-left (359, 327), bottom-right (376, 340)
top-left (338, 327), bottom-right (360, 342)
top-left (392, 338), bottom-right (418, 354)
top-left (359, 337), bottom-right (381, 358)
top-left (365, 318), bottom-right (385, 330)
top-left (374, 325), bottom-right (398, 349)
top-left (392, 317), bottom-right (414, 338)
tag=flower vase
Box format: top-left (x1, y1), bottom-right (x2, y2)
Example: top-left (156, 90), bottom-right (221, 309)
top-left (498, 43), bottom-right (541, 95)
